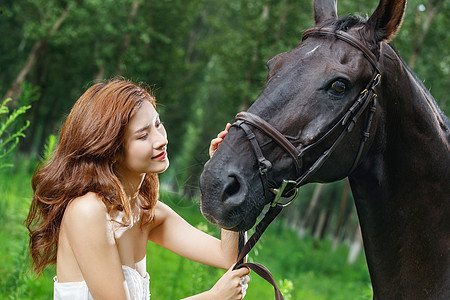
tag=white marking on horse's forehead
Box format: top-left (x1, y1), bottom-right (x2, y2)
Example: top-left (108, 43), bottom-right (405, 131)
top-left (305, 45), bottom-right (320, 56)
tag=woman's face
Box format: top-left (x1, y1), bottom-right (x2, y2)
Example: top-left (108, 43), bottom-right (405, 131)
top-left (118, 100), bottom-right (169, 177)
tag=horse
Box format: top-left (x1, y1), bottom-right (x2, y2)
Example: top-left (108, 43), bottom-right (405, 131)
top-left (199, 0), bottom-right (450, 298)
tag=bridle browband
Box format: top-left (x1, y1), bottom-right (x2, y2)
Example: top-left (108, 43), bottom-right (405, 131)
top-left (232, 28), bottom-right (382, 300)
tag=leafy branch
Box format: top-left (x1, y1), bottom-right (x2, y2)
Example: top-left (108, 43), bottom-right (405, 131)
top-left (0, 98), bottom-right (31, 168)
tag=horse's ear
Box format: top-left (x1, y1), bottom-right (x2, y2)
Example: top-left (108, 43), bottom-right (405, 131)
top-left (314, 0), bottom-right (338, 25)
top-left (365, 0), bottom-right (407, 43)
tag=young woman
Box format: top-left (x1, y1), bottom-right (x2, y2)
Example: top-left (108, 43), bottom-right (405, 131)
top-left (25, 78), bottom-right (250, 300)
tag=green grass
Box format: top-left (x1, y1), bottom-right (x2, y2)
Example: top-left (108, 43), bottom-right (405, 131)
top-left (0, 155), bottom-right (372, 299)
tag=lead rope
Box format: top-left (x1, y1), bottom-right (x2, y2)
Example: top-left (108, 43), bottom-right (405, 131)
top-left (234, 204), bottom-right (284, 300)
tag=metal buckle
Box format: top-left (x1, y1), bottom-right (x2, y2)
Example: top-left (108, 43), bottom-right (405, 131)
top-left (372, 74), bottom-right (381, 87)
top-left (271, 180), bottom-right (299, 207)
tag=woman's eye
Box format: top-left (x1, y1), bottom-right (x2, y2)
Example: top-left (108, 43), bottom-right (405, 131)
top-left (331, 81), bottom-right (346, 93)
top-left (138, 133), bottom-right (149, 140)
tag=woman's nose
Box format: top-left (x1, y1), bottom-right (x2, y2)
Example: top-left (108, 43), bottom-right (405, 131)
top-left (153, 127), bottom-right (168, 149)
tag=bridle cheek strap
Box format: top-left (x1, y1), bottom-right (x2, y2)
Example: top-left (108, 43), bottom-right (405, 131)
top-left (236, 121), bottom-right (274, 201)
top-left (234, 113), bottom-right (303, 175)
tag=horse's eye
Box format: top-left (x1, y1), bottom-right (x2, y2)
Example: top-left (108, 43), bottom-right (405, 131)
top-left (331, 81), bottom-right (346, 93)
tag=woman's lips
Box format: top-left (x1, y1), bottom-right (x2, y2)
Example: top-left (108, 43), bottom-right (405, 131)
top-left (152, 151), bottom-right (167, 160)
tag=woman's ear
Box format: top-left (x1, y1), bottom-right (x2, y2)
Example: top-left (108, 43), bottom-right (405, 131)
top-left (112, 148), bottom-right (125, 166)
top-left (314, 0), bottom-right (338, 25)
top-left (365, 0), bottom-right (407, 43)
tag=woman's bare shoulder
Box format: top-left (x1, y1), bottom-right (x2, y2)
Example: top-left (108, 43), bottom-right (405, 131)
top-left (63, 192), bottom-right (108, 229)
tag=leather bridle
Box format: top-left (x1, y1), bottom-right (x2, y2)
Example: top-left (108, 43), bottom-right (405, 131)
top-left (232, 27), bottom-right (381, 208)
top-left (232, 27), bottom-right (382, 300)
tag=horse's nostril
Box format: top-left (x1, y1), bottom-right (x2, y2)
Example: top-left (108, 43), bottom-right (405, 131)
top-left (220, 174), bottom-right (247, 207)
top-left (223, 175), bottom-right (241, 199)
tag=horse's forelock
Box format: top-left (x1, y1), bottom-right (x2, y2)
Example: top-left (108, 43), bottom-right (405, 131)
top-left (319, 15), bottom-right (366, 32)
top-left (316, 15), bottom-right (378, 54)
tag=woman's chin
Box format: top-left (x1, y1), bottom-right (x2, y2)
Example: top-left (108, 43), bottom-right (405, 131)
top-left (149, 159), bottom-right (170, 174)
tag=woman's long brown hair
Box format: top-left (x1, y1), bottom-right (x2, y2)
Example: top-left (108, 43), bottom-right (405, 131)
top-left (25, 78), bottom-right (159, 275)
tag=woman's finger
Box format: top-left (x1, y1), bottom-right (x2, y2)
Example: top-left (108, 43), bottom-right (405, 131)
top-left (209, 138), bottom-right (223, 158)
top-left (217, 123), bottom-right (231, 138)
top-left (234, 266), bottom-right (250, 277)
top-left (217, 131), bottom-right (227, 139)
top-left (211, 137), bottom-right (223, 146)
top-left (209, 123), bottom-right (231, 158)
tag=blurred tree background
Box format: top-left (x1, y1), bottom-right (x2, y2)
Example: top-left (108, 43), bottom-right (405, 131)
top-left (0, 0), bottom-right (448, 297)
top-left (2, 0), bottom-right (448, 177)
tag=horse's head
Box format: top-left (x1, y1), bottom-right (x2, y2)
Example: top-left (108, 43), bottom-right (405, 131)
top-left (200, 0), bottom-right (407, 231)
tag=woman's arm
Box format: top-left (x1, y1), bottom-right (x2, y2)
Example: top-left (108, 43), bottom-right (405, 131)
top-left (62, 193), bottom-right (130, 300)
top-left (148, 201), bottom-right (239, 269)
top-left (148, 203), bottom-right (250, 300)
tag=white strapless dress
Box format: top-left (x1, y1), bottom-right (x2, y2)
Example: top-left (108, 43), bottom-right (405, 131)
top-left (53, 265), bottom-right (150, 300)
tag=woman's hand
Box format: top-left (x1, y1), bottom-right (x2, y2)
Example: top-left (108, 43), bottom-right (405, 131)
top-left (182, 266), bottom-right (250, 300)
top-left (209, 266), bottom-right (251, 300)
top-left (209, 123), bottom-right (231, 158)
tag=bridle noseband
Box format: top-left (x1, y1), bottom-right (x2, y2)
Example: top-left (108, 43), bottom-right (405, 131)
top-left (232, 28), bottom-right (381, 207)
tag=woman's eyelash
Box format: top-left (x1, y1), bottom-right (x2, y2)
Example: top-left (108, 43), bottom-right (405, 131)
top-left (138, 133), bottom-right (149, 140)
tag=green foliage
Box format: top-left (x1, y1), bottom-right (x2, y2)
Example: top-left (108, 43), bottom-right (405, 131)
top-left (0, 98), bottom-right (31, 168)
top-left (18, 82), bottom-right (41, 107)
top-left (279, 278), bottom-right (294, 300)
top-left (0, 164), bottom-right (371, 299)
top-left (0, 156), bottom-right (52, 300)
top-left (42, 134), bottom-right (57, 160)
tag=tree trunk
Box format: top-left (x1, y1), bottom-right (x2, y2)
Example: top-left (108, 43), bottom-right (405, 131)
top-left (3, 8), bottom-right (70, 102)
top-left (341, 203), bottom-right (357, 243)
top-left (332, 179), bottom-right (350, 249)
top-left (94, 65), bottom-right (105, 82)
top-left (238, 4), bottom-right (269, 111)
top-left (313, 206), bottom-right (327, 239)
top-left (347, 224), bottom-right (363, 264)
top-left (116, 1), bottom-right (140, 75)
top-left (274, 0), bottom-right (289, 40)
top-left (314, 190), bottom-right (334, 240)
top-left (300, 183), bottom-right (324, 233)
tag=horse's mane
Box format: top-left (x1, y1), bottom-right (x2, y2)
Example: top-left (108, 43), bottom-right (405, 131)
top-left (387, 43), bottom-right (449, 129)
